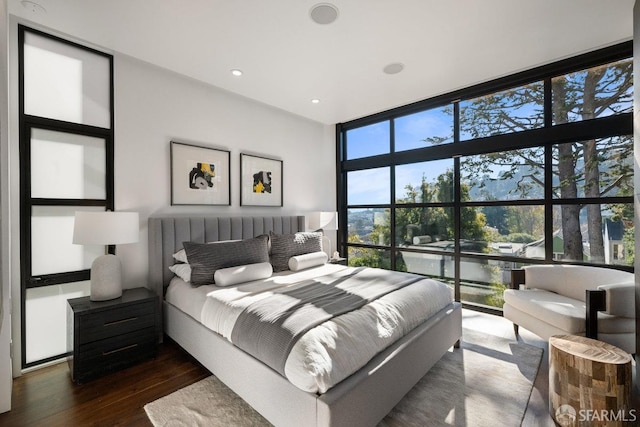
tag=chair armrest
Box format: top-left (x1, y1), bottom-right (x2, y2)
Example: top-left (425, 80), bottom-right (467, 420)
top-left (510, 269), bottom-right (525, 290)
top-left (598, 282), bottom-right (636, 317)
top-left (585, 289), bottom-right (606, 339)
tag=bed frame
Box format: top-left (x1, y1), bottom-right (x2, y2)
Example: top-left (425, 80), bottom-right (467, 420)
top-left (148, 215), bottom-right (462, 427)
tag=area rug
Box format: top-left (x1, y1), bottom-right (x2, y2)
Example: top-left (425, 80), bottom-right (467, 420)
top-left (144, 328), bottom-right (543, 427)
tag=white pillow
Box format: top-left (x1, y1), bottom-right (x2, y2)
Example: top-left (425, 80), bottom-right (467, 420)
top-left (213, 262), bottom-right (273, 287)
top-left (169, 263), bottom-right (191, 282)
top-left (288, 251), bottom-right (328, 271)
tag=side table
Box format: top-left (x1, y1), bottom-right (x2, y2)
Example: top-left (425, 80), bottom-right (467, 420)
top-left (549, 335), bottom-right (633, 426)
top-left (67, 287), bottom-right (158, 383)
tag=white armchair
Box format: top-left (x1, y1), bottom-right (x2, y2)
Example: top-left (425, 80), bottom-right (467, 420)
top-left (503, 265), bottom-right (635, 354)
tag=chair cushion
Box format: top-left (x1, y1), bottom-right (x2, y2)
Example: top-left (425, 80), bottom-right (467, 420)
top-left (504, 289), bottom-right (586, 333)
top-left (503, 289), bottom-right (634, 334)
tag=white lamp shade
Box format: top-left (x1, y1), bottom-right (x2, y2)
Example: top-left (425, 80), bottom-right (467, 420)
top-left (308, 211), bottom-right (338, 231)
top-left (73, 211), bottom-right (139, 245)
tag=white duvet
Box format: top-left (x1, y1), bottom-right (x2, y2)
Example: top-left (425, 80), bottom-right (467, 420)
top-left (166, 263), bottom-right (453, 394)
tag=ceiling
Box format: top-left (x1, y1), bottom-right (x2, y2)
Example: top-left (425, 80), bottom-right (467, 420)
top-left (8, 0), bottom-right (635, 125)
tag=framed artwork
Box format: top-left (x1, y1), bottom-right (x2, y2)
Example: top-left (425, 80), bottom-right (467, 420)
top-left (240, 153), bottom-right (283, 206)
top-left (171, 141), bottom-right (231, 205)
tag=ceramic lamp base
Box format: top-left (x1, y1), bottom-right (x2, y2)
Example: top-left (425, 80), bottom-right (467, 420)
top-left (90, 254), bottom-right (123, 301)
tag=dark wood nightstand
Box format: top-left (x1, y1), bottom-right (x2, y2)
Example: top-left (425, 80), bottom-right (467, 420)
top-left (67, 287), bottom-right (158, 383)
top-left (329, 257), bottom-right (347, 266)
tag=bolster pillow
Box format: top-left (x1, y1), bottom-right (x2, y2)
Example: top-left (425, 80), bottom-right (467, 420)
top-left (213, 262), bottom-right (273, 287)
top-left (288, 251), bottom-right (328, 271)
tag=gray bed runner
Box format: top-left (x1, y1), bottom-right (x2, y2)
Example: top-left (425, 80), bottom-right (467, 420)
top-left (230, 267), bottom-right (422, 376)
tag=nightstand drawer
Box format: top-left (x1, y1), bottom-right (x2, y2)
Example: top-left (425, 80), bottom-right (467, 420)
top-left (72, 327), bottom-right (157, 383)
top-left (77, 301), bottom-right (155, 344)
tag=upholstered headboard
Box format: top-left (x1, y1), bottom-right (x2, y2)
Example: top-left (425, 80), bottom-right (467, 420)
top-left (148, 215), bottom-right (305, 295)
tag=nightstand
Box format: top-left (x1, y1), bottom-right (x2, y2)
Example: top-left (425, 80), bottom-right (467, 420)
top-left (67, 287), bottom-right (158, 383)
top-left (329, 257), bottom-right (347, 266)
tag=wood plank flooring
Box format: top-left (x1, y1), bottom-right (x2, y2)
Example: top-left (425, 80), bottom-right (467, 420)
top-left (3, 309), bottom-right (633, 426)
top-left (0, 337), bottom-right (208, 426)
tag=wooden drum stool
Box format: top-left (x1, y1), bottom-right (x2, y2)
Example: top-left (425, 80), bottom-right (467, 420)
top-left (549, 335), bottom-right (633, 427)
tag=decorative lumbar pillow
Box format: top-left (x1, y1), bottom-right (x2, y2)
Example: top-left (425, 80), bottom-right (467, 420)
top-left (183, 235), bottom-right (269, 286)
top-left (169, 263), bottom-right (192, 282)
top-left (173, 239), bottom-right (240, 263)
top-left (214, 262), bottom-right (273, 287)
top-left (270, 231), bottom-right (323, 272)
top-left (288, 251), bottom-right (328, 272)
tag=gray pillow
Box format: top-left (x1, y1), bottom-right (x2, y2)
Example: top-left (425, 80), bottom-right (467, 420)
top-left (183, 235), bottom-right (269, 286)
top-left (269, 231), bottom-right (323, 272)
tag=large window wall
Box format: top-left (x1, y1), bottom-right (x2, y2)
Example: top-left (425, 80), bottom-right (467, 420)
top-left (337, 42), bottom-right (633, 312)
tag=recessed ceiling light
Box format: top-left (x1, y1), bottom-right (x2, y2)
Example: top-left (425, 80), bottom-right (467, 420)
top-left (231, 69), bottom-right (243, 77)
top-left (383, 63), bottom-right (405, 75)
top-left (310, 3), bottom-right (339, 25)
top-left (20, 0), bottom-right (46, 14)
top-left (311, 99), bottom-right (320, 104)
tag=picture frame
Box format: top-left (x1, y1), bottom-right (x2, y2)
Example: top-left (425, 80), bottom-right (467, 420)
top-left (240, 153), bottom-right (283, 207)
top-left (171, 141), bottom-right (231, 205)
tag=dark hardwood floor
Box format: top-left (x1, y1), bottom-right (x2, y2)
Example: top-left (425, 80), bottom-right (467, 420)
top-left (0, 338), bottom-right (209, 427)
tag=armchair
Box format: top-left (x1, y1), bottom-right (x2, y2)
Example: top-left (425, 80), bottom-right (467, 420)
top-left (504, 265), bottom-right (635, 354)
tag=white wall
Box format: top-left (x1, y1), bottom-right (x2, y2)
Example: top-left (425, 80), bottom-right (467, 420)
top-left (6, 33), bottom-right (336, 375)
top-left (112, 54), bottom-right (336, 288)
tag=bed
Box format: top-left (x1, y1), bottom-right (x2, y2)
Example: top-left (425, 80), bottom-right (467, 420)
top-left (148, 215), bottom-right (462, 427)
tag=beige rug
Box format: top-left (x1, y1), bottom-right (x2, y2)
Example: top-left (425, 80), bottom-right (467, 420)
top-left (145, 328), bottom-right (542, 426)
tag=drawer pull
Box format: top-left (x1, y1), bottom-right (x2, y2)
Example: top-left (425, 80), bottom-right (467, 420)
top-left (104, 317), bottom-right (138, 327)
top-left (103, 343), bottom-right (138, 356)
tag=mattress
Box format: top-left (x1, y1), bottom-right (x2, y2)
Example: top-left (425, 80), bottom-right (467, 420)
top-left (165, 263), bottom-right (453, 393)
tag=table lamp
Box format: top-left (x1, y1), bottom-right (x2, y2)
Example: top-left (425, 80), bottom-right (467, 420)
top-left (73, 211), bottom-right (139, 301)
top-left (308, 211), bottom-right (339, 259)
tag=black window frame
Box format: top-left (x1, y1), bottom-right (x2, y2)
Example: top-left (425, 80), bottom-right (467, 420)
top-left (337, 41), bottom-right (633, 314)
top-left (18, 25), bottom-right (115, 368)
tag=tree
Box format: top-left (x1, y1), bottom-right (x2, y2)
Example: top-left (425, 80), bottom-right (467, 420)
top-left (458, 59), bottom-right (633, 263)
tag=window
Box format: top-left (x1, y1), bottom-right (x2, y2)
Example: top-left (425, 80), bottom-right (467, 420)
top-left (395, 107), bottom-right (453, 151)
top-left (338, 42), bottom-right (633, 312)
top-left (19, 26), bottom-right (114, 367)
top-left (345, 121), bottom-right (390, 160)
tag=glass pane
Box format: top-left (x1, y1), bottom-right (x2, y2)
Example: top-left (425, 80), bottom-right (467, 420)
top-left (346, 121), bottom-right (390, 160)
top-left (24, 31), bottom-right (111, 128)
top-left (394, 107), bottom-right (453, 151)
top-left (31, 128), bottom-right (106, 199)
top-left (347, 208), bottom-right (390, 246)
top-left (462, 206), bottom-right (545, 258)
top-left (552, 58), bottom-right (632, 125)
top-left (395, 160), bottom-right (454, 203)
top-left (347, 246), bottom-right (390, 269)
top-left (31, 205), bottom-right (105, 276)
top-left (552, 136), bottom-right (633, 199)
top-left (552, 204), bottom-right (633, 266)
top-left (398, 250), bottom-right (454, 279)
top-left (25, 281), bottom-right (90, 363)
top-left (461, 148), bottom-right (544, 201)
top-left (459, 81), bottom-right (544, 141)
top-left (459, 257), bottom-right (519, 310)
top-left (347, 167), bottom-right (390, 205)
top-left (395, 207), bottom-right (454, 249)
